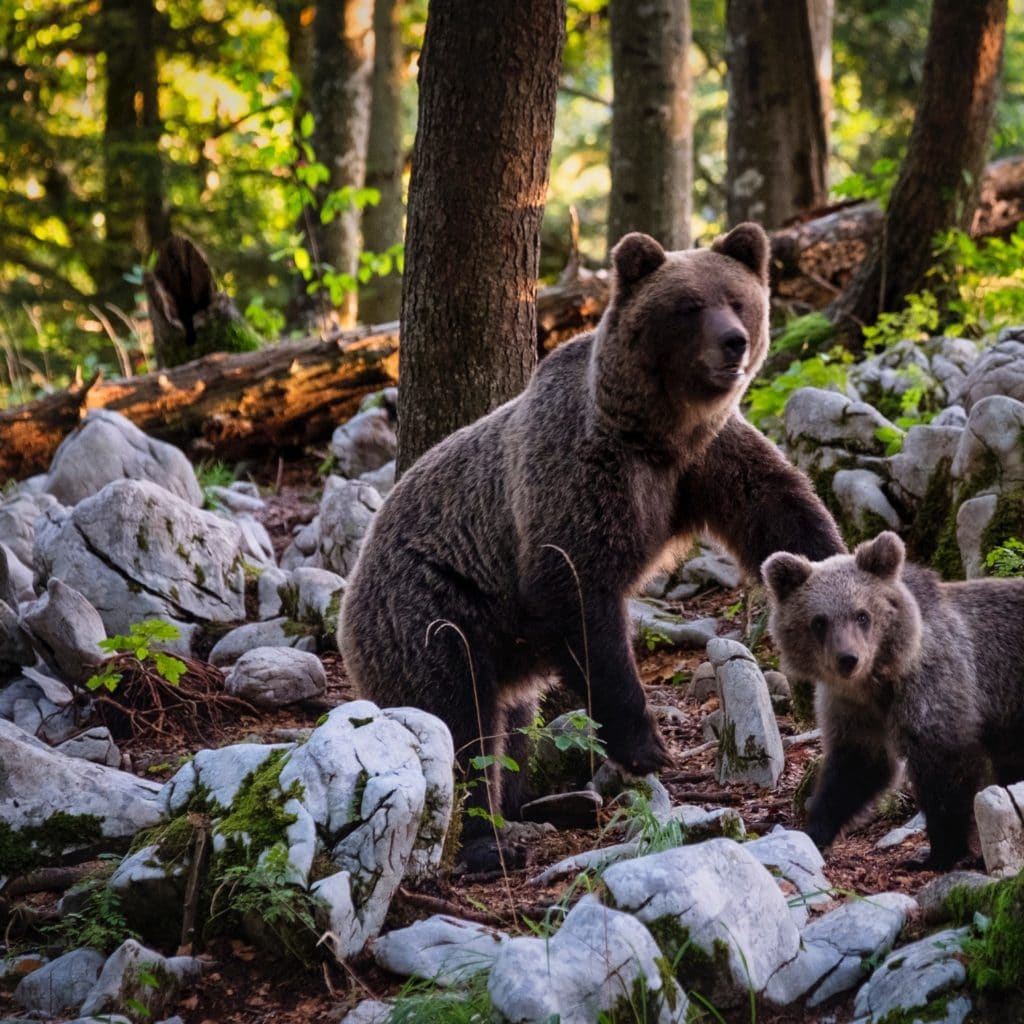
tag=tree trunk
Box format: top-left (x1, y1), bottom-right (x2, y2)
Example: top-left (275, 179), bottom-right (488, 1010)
top-left (396, 0), bottom-right (566, 475)
top-left (725, 0), bottom-right (829, 229)
top-left (807, 0), bottom-right (834, 133)
top-left (607, 0), bottom-right (691, 252)
top-left (833, 0), bottom-right (1008, 339)
top-left (359, 0), bottom-right (406, 324)
top-left (310, 0), bottom-right (375, 327)
top-left (102, 0), bottom-right (170, 304)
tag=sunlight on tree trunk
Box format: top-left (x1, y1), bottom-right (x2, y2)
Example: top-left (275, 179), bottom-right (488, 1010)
top-left (607, 0), bottom-right (692, 252)
top-left (396, 0), bottom-right (566, 475)
top-left (833, 0), bottom-right (1008, 341)
top-left (725, 0), bottom-right (829, 229)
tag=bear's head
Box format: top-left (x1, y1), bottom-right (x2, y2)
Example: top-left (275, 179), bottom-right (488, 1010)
top-left (762, 532), bottom-right (923, 699)
top-left (592, 223), bottom-right (770, 443)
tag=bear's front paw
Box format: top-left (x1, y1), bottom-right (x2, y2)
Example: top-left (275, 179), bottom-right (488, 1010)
top-left (803, 814), bottom-right (839, 852)
top-left (604, 710), bottom-right (673, 776)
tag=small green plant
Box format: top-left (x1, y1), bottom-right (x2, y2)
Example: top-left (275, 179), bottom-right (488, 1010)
top-left (640, 626), bottom-right (673, 653)
top-left (49, 882), bottom-right (137, 954)
top-left (771, 311), bottom-right (835, 357)
top-left (388, 969), bottom-right (494, 1024)
top-left (85, 620), bottom-right (186, 693)
top-left (860, 291), bottom-right (940, 351)
top-left (946, 871), bottom-right (1024, 993)
top-left (985, 538), bottom-right (1024, 578)
top-left (195, 459), bottom-right (237, 509)
top-left (745, 348), bottom-right (852, 438)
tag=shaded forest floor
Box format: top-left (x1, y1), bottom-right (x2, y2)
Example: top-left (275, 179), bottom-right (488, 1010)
top-left (1, 454), bottom-right (954, 1024)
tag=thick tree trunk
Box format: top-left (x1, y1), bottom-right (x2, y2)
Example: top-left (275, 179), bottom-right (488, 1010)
top-left (807, 0), bottom-right (834, 132)
top-left (102, 0), bottom-right (169, 304)
top-left (725, 0), bottom-right (829, 229)
top-left (607, 0), bottom-right (692, 251)
top-left (359, 0), bottom-right (406, 324)
top-left (833, 0), bottom-right (1008, 339)
top-left (396, 0), bottom-right (566, 475)
top-left (310, 0), bottom-right (375, 327)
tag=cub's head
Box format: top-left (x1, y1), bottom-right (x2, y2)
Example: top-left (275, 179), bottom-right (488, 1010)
top-left (762, 532), bottom-right (922, 697)
top-left (603, 223), bottom-right (770, 415)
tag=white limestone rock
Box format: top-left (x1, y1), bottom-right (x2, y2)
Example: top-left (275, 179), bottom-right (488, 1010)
top-left (207, 618), bottom-right (317, 667)
top-left (765, 892), bottom-right (916, 1006)
top-left (0, 489), bottom-right (62, 567)
top-left (488, 895), bottom-right (688, 1024)
top-left (19, 578), bottom-right (106, 686)
top-left (852, 928), bottom-right (969, 1023)
top-left (45, 409), bottom-right (202, 507)
top-left (832, 468), bottom-right (903, 533)
top-left (317, 477), bottom-right (384, 577)
top-left (222, 647), bottom-right (327, 708)
top-left (330, 403), bottom-right (398, 479)
top-left (744, 827), bottom-right (833, 917)
top-left (958, 335), bottom-right (1024, 411)
top-left (55, 727), bottom-right (121, 767)
top-left (0, 667), bottom-right (78, 743)
top-left (34, 479), bottom-right (247, 637)
top-left (628, 599), bottom-right (720, 649)
top-left (975, 781), bottom-right (1024, 877)
top-left (707, 638), bottom-right (784, 788)
top-left (372, 915), bottom-right (508, 986)
top-left (13, 949), bottom-right (105, 1017)
top-left (602, 838), bottom-right (800, 1006)
top-left (0, 718), bottom-right (163, 855)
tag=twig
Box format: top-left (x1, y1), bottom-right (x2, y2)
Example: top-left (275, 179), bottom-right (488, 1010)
top-left (395, 888), bottom-right (505, 928)
top-left (179, 813), bottom-right (211, 951)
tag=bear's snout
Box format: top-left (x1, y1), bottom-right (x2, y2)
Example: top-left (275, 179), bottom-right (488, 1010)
top-left (837, 652), bottom-right (860, 677)
top-left (702, 307), bottom-right (749, 376)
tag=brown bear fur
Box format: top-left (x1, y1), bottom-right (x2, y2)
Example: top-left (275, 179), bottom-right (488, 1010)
top-left (764, 531), bottom-right (1024, 868)
top-left (340, 224), bottom-right (844, 835)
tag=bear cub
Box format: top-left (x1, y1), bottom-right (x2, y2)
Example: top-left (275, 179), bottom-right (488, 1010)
top-left (341, 223), bottom-right (844, 841)
top-left (764, 531), bottom-right (1024, 868)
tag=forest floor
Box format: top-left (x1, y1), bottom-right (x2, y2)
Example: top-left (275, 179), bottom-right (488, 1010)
top-left (1, 455), bottom-right (960, 1024)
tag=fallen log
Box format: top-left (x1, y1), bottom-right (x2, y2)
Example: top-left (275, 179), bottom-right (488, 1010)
top-left (0, 324), bottom-right (400, 482)
top-left (0, 270), bottom-right (612, 483)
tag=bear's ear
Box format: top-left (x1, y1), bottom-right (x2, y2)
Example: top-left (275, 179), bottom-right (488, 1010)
top-left (611, 232), bottom-right (666, 291)
top-left (762, 551), bottom-right (813, 602)
top-left (854, 531), bottom-right (905, 580)
top-left (712, 222), bottom-right (770, 284)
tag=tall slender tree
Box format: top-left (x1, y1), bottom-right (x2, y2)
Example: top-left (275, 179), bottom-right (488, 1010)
top-left (724, 0), bottom-right (829, 228)
top-left (834, 0), bottom-right (1008, 338)
top-left (102, 0), bottom-right (170, 304)
top-left (396, 0), bottom-right (567, 474)
top-left (607, 0), bottom-right (692, 251)
top-left (310, 0), bottom-right (374, 327)
top-left (359, 0), bottom-right (406, 325)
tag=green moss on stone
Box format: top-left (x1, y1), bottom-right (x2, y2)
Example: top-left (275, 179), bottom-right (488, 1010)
top-left (0, 812), bottom-right (105, 878)
top-left (136, 525), bottom-right (150, 552)
top-left (946, 871), bottom-right (1024, 992)
top-left (875, 996), bottom-right (950, 1024)
top-left (980, 487), bottom-right (1024, 564)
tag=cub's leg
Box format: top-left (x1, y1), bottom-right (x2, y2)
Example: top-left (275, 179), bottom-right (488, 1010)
top-left (499, 696), bottom-right (540, 820)
top-left (806, 693), bottom-right (895, 849)
top-left (903, 734), bottom-right (980, 868)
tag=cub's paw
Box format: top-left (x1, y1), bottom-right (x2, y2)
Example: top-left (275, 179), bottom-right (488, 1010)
top-left (604, 711), bottom-right (673, 776)
top-left (456, 834), bottom-right (532, 876)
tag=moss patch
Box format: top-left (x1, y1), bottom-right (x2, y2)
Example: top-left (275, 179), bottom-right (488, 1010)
top-left (946, 871), bottom-right (1024, 992)
top-left (875, 996), bottom-right (950, 1024)
top-left (0, 812), bottom-right (104, 878)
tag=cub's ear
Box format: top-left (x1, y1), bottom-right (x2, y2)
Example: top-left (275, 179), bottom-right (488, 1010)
top-left (712, 222), bottom-right (769, 284)
top-left (854, 531), bottom-right (905, 580)
top-left (762, 551), bottom-right (813, 602)
top-left (612, 232), bottom-right (666, 291)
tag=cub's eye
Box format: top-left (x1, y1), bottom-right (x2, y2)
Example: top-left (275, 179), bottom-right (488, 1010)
top-left (855, 610), bottom-right (871, 629)
top-left (730, 300), bottom-right (744, 315)
top-left (678, 299), bottom-right (703, 317)
top-left (810, 615), bottom-right (828, 639)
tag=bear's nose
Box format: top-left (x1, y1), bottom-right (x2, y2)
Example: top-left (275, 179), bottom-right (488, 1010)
top-left (837, 653), bottom-right (859, 677)
top-left (719, 330), bottom-right (748, 365)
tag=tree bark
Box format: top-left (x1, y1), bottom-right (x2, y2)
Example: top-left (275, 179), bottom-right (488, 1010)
top-left (396, 0), bottom-right (566, 475)
top-left (102, 0), bottom-right (170, 304)
top-left (607, 0), bottom-right (692, 251)
top-left (833, 0), bottom-right (1008, 339)
top-left (310, 0), bottom-right (375, 327)
top-left (725, 0), bottom-right (829, 229)
top-left (359, 0), bottom-right (406, 324)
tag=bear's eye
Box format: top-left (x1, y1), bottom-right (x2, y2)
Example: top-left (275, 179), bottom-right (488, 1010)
top-left (678, 299), bottom-right (703, 317)
top-left (810, 614), bottom-right (828, 639)
top-left (855, 610), bottom-right (871, 629)
top-left (730, 299), bottom-right (744, 316)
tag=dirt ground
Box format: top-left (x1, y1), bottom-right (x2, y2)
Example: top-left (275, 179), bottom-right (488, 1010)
top-left (0, 456), bottom-right (959, 1024)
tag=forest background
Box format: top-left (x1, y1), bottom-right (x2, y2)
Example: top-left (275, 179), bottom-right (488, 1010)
top-left (1, 0), bottom-right (1023, 415)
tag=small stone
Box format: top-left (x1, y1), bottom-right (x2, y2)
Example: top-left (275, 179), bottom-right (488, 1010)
top-left (916, 870), bottom-right (990, 926)
top-left (876, 810), bottom-right (927, 850)
top-left (529, 841), bottom-right (641, 886)
top-left (223, 647), bottom-right (327, 709)
top-left (764, 670), bottom-right (791, 699)
top-left (19, 578), bottom-right (107, 686)
top-left (686, 661), bottom-right (717, 701)
top-left (359, 460), bottom-right (396, 496)
top-left (340, 1000), bottom-right (393, 1024)
top-left (318, 478), bottom-right (384, 577)
top-left (55, 727), bottom-right (121, 767)
top-left (831, 468), bottom-right (903, 534)
top-left (629, 599), bottom-right (719, 649)
top-left (330, 405), bottom-right (397, 478)
top-left (257, 566), bottom-right (290, 619)
top-left (208, 619), bottom-right (317, 666)
top-left (657, 804), bottom-right (745, 842)
top-left (959, 337), bottom-right (1024, 411)
top-left (679, 548), bottom-right (742, 589)
top-left (744, 827), bottom-right (832, 912)
top-left (13, 949), bottom-right (105, 1017)
top-left (975, 782), bottom-right (1024, 877)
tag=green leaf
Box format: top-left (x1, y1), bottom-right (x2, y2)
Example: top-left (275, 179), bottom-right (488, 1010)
top-left (299, 111), bottom-right (314, 139)
top-left (154, 652), bottom-right (187, 685)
